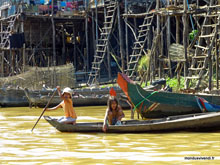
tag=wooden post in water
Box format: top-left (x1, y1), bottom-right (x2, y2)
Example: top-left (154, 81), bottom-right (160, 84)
top-left (156, 0), bottom-right (160, 81)
top-left (166, 0), bottom-right (172, 78)
top-left (1, 51), bottom-right (4, 77)
top-left (92, 11), bottom-right (96, 56)
top-left (159, 16), bottom-right (163, 79)
top-left (51, 0), bottom-right (56, 67)
top-left (215, 5), bottom-right (219, 90)
top-left (85, 0), bottom-right (89, 72)
top-left (62, 25), bottom-right (65, 64)
top-left (73, 27), bottom-right (77, 70)
top-left (117, 1), bottom-right (125, 73)
top-left (51, 0), bottom-right (56, 87)
top-left (125, 0), bottom-right (129, 69)
top-left (183, 0), bottom-right (189, 78)
top-left (21, 11), bottom-right (26, 72)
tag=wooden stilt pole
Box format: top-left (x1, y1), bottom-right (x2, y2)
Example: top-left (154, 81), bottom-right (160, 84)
top-left (85, 0), bottom-right (89, 72)
top-left (156, 0), bottom-right (160, 81)
top-left (51, 0), bottom-right (56, 87)
top-left (125, 0), bottom-right (129, 70)
top-left (166, 0), bottom-right (172, 78)
top-left (117, 1), bottom-right (125, 73)
top-left (183, 0), bottom-right (189, 78)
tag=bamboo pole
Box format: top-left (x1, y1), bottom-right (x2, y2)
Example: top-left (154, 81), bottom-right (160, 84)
top-left (51, 0), bottom-right (56, 67)
top-left (92, 11), bottom-right (96, 56)
top-left (117, 1), bottom-right (125, 73)
top-left (51, 0), bottom-right (56, 87)
top-left (166, 0), bottom-right (172, 78)
top-left (176, 16), bottom-right (180, 44)
top-left (73, 27), bottom-right (77, 70)
top-left (95, 0), bottom-right (98, 47)
top-left (21, 14), bottom-right (25, 72)
top-left (183, 0), bottom-right (189, 78)
top-left (1, 51), bottom-right (4, 77)
top-left (159, 16), bottom-right (163, 78)
top-left (155, 0), bottom-right (160, 81)
top-left (125, 0), bottom-right (129, 69)
top-left (85, 0), bottom-right (89, 72)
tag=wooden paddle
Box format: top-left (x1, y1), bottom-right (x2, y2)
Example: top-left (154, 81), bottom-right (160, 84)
top-left (31, 88), bottom-right (57, 132)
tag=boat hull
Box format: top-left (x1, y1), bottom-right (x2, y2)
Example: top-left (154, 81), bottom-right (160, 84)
top-left (0, 88), bottom-right (29, 107)
top-left (44, 112), bottom-right (220, 133)
top-left (117, 73), bottom-right (220, 118)
top-left (24, 88), bottom-right (130, 108)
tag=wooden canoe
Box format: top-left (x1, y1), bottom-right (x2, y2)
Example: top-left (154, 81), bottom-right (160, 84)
top-left (44, 112), bottom-right (220, 133)
top-left (196, 96), bottom-right (220, 112)
top-left (117, 73), bottom-right (220, 118)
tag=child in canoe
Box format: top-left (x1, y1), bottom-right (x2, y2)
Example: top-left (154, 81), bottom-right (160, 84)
top-left (46, 86), bottom-right (77, 124)
top-left (103, 96), bottom-right (125, 132)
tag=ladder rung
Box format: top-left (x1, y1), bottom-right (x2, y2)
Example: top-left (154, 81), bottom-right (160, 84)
top-left (107, 5), bottom-right (115, 9)
top-left (106, 15), bottom-right (113, 19)
top-left (199, 34), bottom-right (214, 38)
top-left (144, 15), bottom-right (154, 19)
top-left (92, 67), bottom-right (101, 70)
top-left (98, 38), bottom-right (108, 41)
top-left (188, 67), bottom-right (205, 71)
top-left (193, 55), bottom-right (208, 59)
top-left (104, 21), bottom-right (112, 24)
top-left (139, 23), bottom-right (151, 28)
top-left (96, 49), bottom-right (105, 52)
top-left (126, 68), bottom-right (135, 71)
top-left (101, 33), bottom-right (109, 35)
top-left (194, 45), bottom-right (209, 50)
top-left (130, 54), bottom-right (141, 57)
top-left (94, 55), bottom-right (103, 58)
top-left (129, 61), bottom-right (138, 64)
top-left (203, 24), bottom-right (217, 28)
top-left (103, 27), bottom-right (111, 30)
top-left (139, 34), bottom-right (148, 38)
top-left (186, 76), bottom-right (200, 79)
top-left (138, 28), bottom-right (150, 33)
top-left (132, 47), bottom-right (142, 50)
top-left (107, 9), bottom-right (115, 13)
top-left (96, 44), bottom-right (106, 47)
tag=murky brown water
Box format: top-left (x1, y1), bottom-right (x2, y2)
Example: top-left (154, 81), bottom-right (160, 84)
top-left (0, 106), bottom-right (220, 164)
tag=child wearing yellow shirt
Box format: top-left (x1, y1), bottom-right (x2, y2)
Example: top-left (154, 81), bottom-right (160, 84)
top-left (46, 86), bottom-right (77, 124)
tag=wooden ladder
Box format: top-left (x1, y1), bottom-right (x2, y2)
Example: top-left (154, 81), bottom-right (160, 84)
top-left (87, 0), bottom-right (117, 85)
top-left (185, 2), bottom-right (219, 89)
top-left (1, 13), bottom-right (19, 49)
top-left (126, 13), bottom-right (154, 79)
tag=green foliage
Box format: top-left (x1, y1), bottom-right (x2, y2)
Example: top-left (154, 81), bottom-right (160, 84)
top-left (189, 30), bottom-right (198, 41)
top-left (137, 54), bottom-right (150, 73)
top-left (166, 77), bottom-right (185, 91)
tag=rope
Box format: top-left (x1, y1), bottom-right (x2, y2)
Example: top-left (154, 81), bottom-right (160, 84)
top-left (132, 86), bottom-right (158, 112)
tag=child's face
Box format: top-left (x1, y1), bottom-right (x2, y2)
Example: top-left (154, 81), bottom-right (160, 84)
top-left (111, 101), bottom-right (117, 110)
top-left (63, 93), bottom-right (71, 99)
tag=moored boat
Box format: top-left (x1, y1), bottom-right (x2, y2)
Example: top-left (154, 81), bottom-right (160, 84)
top-left (24, 88), bottom-right (130, 108)
top-left (0, 88), bottom-right (29, 107)
top-left (44, 112), bottom-right (220, 133)
top-left (196, 96), bottom-right (220, 112)
top-left (117, 73), bottom-right (220, 118)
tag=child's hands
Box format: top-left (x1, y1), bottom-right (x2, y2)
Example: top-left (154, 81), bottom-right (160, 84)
top-left (102, 124), bottom-right (107, 132)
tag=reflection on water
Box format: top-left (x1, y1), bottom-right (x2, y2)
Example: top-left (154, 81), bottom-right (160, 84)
top-left (0, 107), bottom-right (220, 164)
